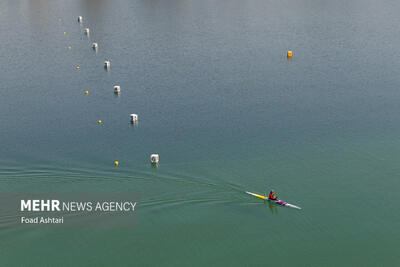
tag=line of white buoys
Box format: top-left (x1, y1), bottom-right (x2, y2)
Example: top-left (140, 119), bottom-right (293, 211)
top-left (73, 16), bottom-right (156, 166)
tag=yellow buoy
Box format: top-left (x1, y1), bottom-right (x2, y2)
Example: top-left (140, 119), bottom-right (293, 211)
top-left (84, 91), bottom-right (88, 95)
top-left (114, 161), bottom-right (119, 167)
top-left (76, 66), bottom-right (80, 70)
top-left (68, 46), bottom-right (71, 50)
top-left (64, 32), bottom-right (66, 35)
top-left (98, 120), bottom-right (102, 124)
top-left (287, 51), bottom-right (293, 58)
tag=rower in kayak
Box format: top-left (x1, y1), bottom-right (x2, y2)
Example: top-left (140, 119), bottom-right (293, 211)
top-left (246, 191), bottom-right (301, 209)
top-left (268, 190), bottom-right (278, 200)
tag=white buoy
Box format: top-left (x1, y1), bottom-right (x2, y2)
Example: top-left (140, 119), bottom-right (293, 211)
top-left (78, 16), bottom-right (83, 22)
top-left (130, 114), bottom-right (138, 123)
top-left (104, 60), bottom-right (110, 69)
top-left (114, 85), bottom-right (121, 94)
top-left (84, 28), bottom-right (90, 35)
top-left (150, 154), bottom-right (159, 164)
top-left (92, 43), bottom-right (98, 49)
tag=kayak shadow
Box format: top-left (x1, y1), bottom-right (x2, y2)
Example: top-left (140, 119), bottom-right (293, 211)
top-left (267, 201), bottom-right (278, 214)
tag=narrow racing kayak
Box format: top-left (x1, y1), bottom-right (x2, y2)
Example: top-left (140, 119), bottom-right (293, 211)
top-left (246, 191), bottom-right (301, 210)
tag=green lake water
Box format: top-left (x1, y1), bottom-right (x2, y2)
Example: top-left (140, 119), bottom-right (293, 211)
top-left (1, 0), bottom-right (400, 266)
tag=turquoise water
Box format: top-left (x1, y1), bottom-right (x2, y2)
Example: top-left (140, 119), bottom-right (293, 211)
top-left (1, 0), bottom-right (400, 265)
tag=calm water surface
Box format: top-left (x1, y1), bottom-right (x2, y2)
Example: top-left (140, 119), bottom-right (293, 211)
top-left (1, 0), bottom-right (400, 266)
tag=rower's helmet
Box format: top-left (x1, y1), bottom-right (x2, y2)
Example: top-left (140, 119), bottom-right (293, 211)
top-left (270, 190), bottom-right (275, 193)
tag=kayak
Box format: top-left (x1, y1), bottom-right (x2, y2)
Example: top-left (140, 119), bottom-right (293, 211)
top-left (246, 191), bottom-right (301, 210)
